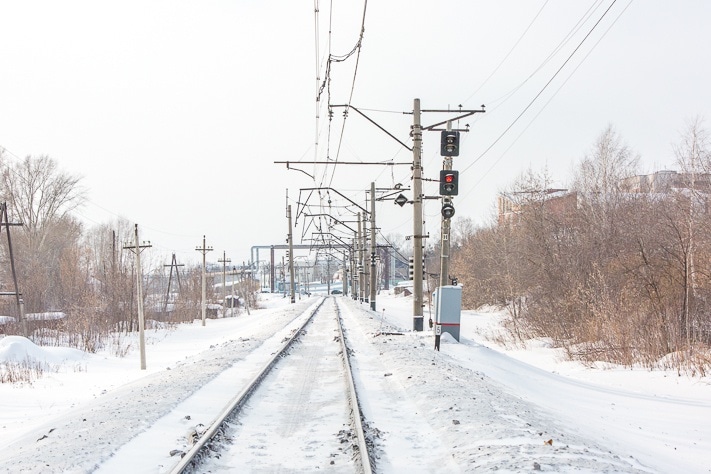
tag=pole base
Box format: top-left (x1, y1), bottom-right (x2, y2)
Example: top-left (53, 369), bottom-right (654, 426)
top-left (413, 316), bottom-right (424, 331)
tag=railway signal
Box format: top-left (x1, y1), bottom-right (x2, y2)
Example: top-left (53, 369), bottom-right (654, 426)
top-left (441, 202), bottom-right (455, 219)
top-left (440, 130), bottom-right (460, 157)
top-left (439, 170), bottom-right (459, 196)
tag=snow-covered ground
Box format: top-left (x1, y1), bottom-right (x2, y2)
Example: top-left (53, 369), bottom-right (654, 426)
top-left (0, 291), bottom-right (709, 473)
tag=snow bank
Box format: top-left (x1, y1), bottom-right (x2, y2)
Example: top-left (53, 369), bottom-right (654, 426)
top-left (0, 336), bottom-right (85, 364)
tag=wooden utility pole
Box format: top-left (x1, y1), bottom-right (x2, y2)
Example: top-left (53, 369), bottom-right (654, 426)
top-left (123, 224), bottom-right (151, 370)
top-left (195, 235), bottom-right (213, 326)
top-left (412, 98), bottom-right (425, 331)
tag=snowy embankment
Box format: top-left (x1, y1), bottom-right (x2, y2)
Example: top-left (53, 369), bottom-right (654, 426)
top-left (0, 291), bottom-right (708, 472)
top-left (376, 295), bottom-right (711, 473)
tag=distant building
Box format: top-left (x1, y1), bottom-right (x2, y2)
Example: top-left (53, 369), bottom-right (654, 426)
top-left (498, 171), bottom-right (711, 225)
top-left (498, 189), bottom-right (578, 225)
top-left (619, 170), bottom-right (711, 194)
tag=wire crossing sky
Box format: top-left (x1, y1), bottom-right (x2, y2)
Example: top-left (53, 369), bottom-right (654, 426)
top-left (1, 0), bottom-right (709, 264)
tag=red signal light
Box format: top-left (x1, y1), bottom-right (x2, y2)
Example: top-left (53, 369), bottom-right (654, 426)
top-left (439, 170), bottom-right (459, 196)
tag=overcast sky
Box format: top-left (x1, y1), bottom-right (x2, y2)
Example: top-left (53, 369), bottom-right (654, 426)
top-left (1, 1), bottom-right (710, 266)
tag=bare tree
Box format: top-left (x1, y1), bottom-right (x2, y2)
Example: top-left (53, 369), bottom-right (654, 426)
top-left (1, 155), bottom-right (85, 250)
top-left (83, 220), bottom-right (137, 332)
top-left (671, 117), bottom-right (711, 354)
top-left (0, 155), bottom-right (86, 312)
top-left (572, 125), bottom-right (639, 198)
top-left (674, 116), bottom-right (711, 175)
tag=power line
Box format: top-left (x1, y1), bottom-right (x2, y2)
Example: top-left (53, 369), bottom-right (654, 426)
top-left (1, 143), bottom-right (204, 254)
top-left (477, 0), bottom-right (607, 112)
top-left (312, 0), bottom-right (370, 194)
top-left (467, 0), bottom-right (634, 195)
top-left (462, 0), bottom-right (621, 176)
top-left (462, 0), bottom-right (551, 105)
top-left (302, 0), bottom-right (373, 243)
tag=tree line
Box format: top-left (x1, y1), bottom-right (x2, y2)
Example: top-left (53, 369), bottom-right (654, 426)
top-left (0, 151), bottom-right (257, 353)
top-left (4, 120), bottom-right (711, 376)
top-left (449, 121), bottom-right (711, 375)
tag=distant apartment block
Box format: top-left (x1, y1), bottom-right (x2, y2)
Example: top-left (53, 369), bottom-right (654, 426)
top-left (498, 170), bottom-right (711, 225)
top-left (619, 170), bottom-right (711, 193)
top-left (497, 189), bottom-right (578, 225)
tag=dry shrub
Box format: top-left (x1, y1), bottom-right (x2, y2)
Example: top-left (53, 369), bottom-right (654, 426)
top-left (0, 357), bottom-right (54, 384)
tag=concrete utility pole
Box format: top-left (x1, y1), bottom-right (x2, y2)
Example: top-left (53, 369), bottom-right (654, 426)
top-left (287, 204), bottom-right (295, 303)
top-left (412, 98), bottom-right (425, 331)
top-left (326, 257), bottom-right (331, 295)
top-left (351, 237), bottom-right (358, 300)
top-left (219, 251), bottom-right (231, 311)
top-left (18, 298), bottom-right (26, 338)
top-left (369, 181), bottom-right (377, 310)
top-left (440, 120), bottom-right (454, 289)
top-left (357, 212), bottom-right (364, 302)
top-left (195, 235), bottom-right (213, 326)
top-left (230, 266), bottom-right (237, 316)
top-left (123, 224), bottom-right (152, 370)
top-left (342, 250), bottom-right (348, 296)
top-left (362, 212), bottom-right (369, 302)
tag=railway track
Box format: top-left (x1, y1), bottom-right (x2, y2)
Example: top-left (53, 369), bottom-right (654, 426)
top-left (169, 296), bottom-right (373, 473)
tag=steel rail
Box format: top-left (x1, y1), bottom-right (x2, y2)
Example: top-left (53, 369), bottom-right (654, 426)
top-left (169, 297), bottom-right (327, 473)
top-left (335, 298), bottom-right (374, 474)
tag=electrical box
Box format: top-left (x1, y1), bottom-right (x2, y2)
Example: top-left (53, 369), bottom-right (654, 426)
top-left (433, 285), bottom-right (462, 342)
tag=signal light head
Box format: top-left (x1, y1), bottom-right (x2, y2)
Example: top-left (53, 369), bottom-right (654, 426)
top-left (439, 169), bottom-right (459, 196)
top-left (441, 202), bottom-right (455, 219)
top-left (440, 130), bottom-right (460, 157)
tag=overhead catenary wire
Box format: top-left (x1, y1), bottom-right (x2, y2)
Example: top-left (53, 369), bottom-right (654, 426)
top-left (323, 0), bottom-right (369, 191)
top-left (307, 0), bottom-right (371, 238)
top-left (306, 1), bottom-right (623, 257)
top-left (313, 0), bottom-right (325, 178)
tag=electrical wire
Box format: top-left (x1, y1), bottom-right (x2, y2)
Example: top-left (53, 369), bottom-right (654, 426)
top-left (454, 0), bottom-right (606, 151)
top-left (462, 0), bottom-right (551, 105)
top-left (309, 1), bottom-right (612, 253)
top-left (476, 0), bottom-right (606, 112)
top-left (461, 0), bottom-right (621, 176)
top-left (307, 0), bottom-right (371, 244)
top-left (466, 0), bottom-right (634, 197)
top-left (324, 0), bottom-right (369, 190)
top-left (0, 143), bottom-right (203, 253)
